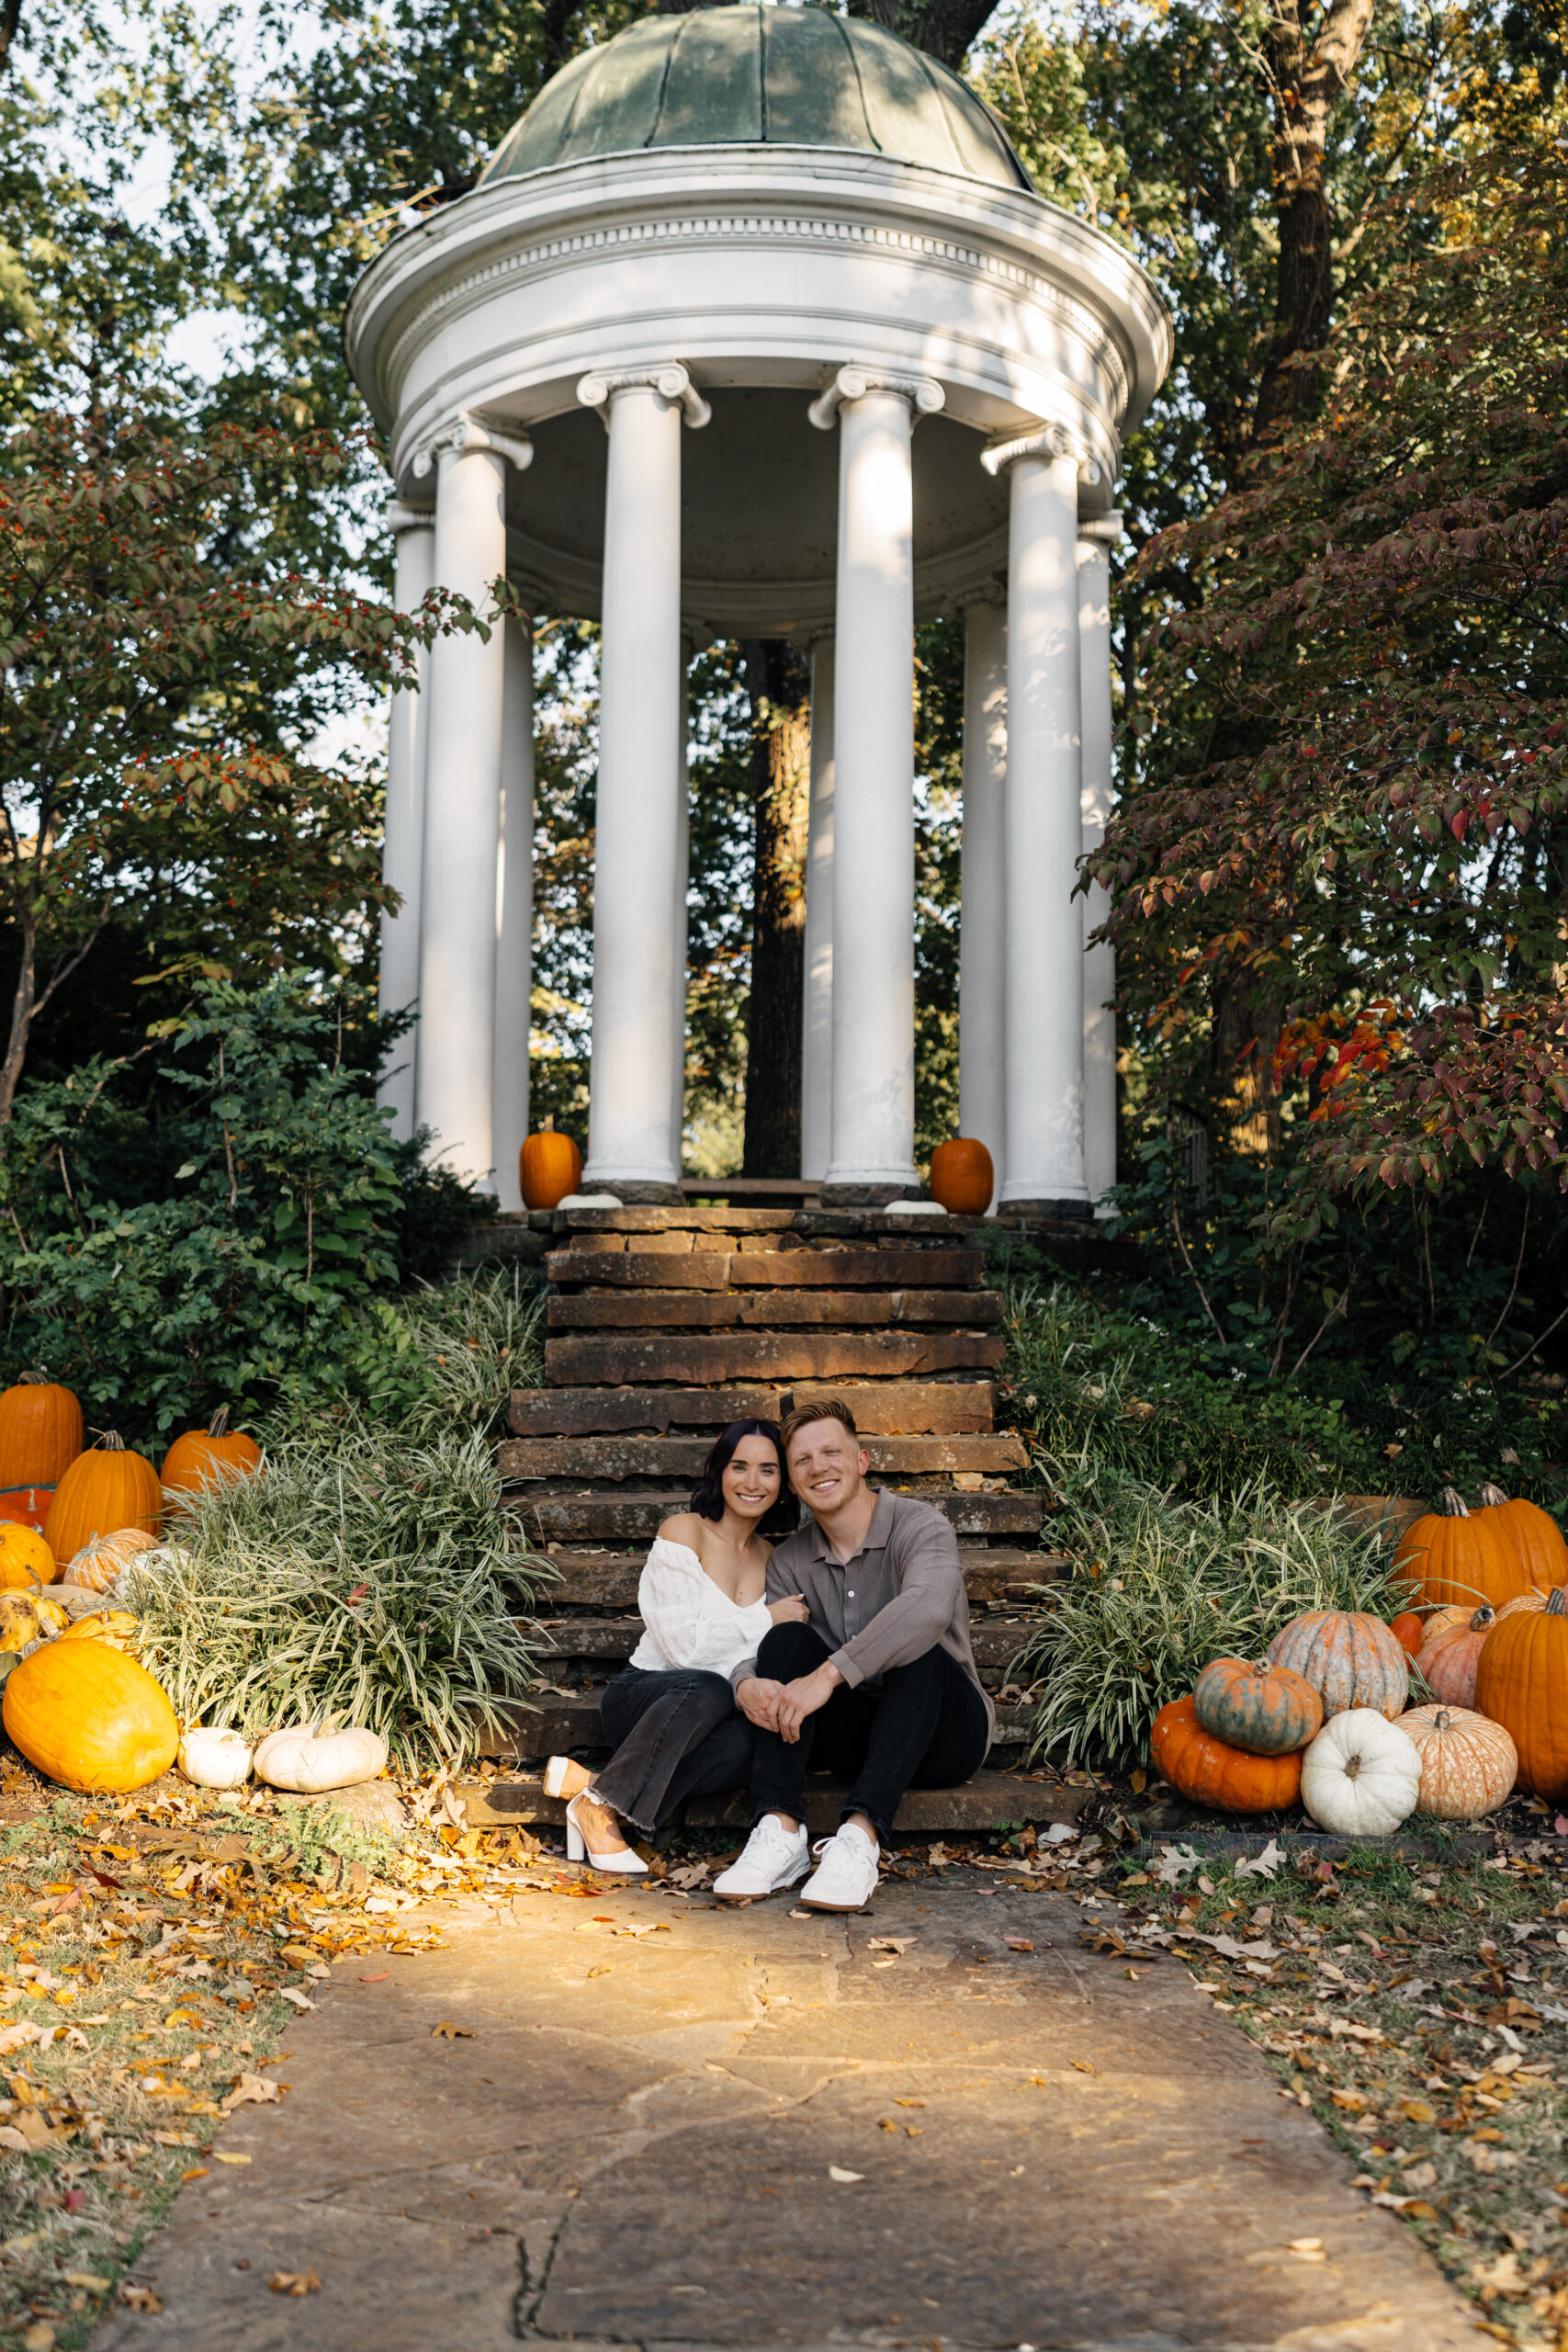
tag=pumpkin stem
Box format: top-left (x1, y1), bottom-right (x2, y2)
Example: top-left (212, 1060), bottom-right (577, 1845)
top-left (1549, 1589), bottom-right (1568, 1620)
top-left (89, 1430), bottom-right (126, 1453)
top-left (1471, 1605), bottom-right (1496, 1632)
top-left (1439, 1487), bottom-right (1470, 1518)
top-left (1434, 1709), bottom-right (1452, 1732)
top-left (1345, 1754), bottom-right (1361, 1779)
top-left (17, 1370), bottom-right (49, 1386)
top-left (208, 1408), bottom-right (230, 1438)
top-left (541, 1114), bottom-right (554, 1132)
top-left (1478, 1482), bottom-right (1509, 1508)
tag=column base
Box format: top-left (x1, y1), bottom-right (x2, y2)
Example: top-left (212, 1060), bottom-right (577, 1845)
top-left (579, 1178), bottom-right (684, 1205)
top-left (818, 1180), bottom-right (923, 1208)
top-left (997, 1195), bottom-right (1096, 1223)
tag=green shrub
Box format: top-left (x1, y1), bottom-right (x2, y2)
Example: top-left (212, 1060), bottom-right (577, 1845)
top-left (1017, 1449), bottom-right (1405, 1772)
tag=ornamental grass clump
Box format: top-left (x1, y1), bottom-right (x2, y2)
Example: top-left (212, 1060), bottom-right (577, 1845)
top-left (1020, 1450), bottom-right (1406, 1771)
top-left (123, 1426), bottom-right (549, 1767)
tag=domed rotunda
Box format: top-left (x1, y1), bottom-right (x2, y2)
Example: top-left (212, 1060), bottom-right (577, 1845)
top-left (347, 1), bottom-right (1170, 1211)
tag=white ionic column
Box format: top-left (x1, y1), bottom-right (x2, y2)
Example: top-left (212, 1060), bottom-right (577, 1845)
top-left (1078, 516), bottom-right (1122, 1208)
top-left (808, 365), bottom-right (943, 1198)
top-left (491, 608), bottom-right (536, 1214)
top-left (578, 364), bottom-right (709, 1197)
top-left (377, 499), bottom-right (434, 1143)
top-left (982, 425), bottom-right (1092, 1214)
top-left (958, 596), bottom-right (1007, 1189)
top-left (670, 644), bottom-right (692, 1176)
top-left (412, 415), bottom-right (533, 1185)
top-left (800, 633), bottom-right (835, 1182)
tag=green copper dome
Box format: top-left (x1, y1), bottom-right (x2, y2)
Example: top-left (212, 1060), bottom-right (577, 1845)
top-left (482, 4), bottom-right (1032, 193)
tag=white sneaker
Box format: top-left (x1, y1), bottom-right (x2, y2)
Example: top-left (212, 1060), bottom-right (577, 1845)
top-left (712, 1815), bottom-right (810, 1905)
top-left (798, 1822), bottom-right (880, 1913)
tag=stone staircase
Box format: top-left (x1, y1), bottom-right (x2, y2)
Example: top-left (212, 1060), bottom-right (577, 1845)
top-left (468, 1201), bottom-right (1070, 1838)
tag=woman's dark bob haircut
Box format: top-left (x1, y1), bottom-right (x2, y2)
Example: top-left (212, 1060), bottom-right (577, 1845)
top-left (689, 1419), bottom-right (799, 1538)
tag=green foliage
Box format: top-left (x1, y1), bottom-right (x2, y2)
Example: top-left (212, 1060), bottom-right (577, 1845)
top-left (1017, 1448), bottom-right (1405, 1770)
top-left (125, 1425), bottom-right (548, 1767)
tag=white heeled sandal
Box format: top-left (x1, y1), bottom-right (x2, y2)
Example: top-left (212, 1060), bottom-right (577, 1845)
top-left (564, 1791), bottom-right (648, 1876)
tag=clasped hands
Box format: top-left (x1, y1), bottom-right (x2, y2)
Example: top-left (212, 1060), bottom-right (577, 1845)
top-left (737, 1659), bottom-right (843, 1742)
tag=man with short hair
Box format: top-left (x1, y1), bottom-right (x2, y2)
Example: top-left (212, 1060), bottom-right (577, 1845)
top-left (713, 1397), bottom-right (994, 1912)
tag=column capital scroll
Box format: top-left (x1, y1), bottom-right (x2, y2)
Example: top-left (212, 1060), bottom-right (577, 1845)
top-left (412, 413), bottom-right (535, 481)
top-left (1077, 511), bottom-right (1124, 548)
top-left (576, 363), bottom-right (711, 429)
top-left (386, 496), bottom-right (435, 534)
top-left (807, 365), bottom-right (944, 432)
top-left (981, 422), bottom-right (1101, 484)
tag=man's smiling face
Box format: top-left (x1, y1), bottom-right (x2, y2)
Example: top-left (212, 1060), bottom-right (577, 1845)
top-left (785, 1418), bottom-right (870, 1515)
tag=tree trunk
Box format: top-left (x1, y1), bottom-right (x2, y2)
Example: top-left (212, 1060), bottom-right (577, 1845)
top-left (741, 639), bottom-right (809, 1178)
top-left (1252, 0), bottom-right (1376, 441)
top-left (0, 899), bottom-right (36, 1127)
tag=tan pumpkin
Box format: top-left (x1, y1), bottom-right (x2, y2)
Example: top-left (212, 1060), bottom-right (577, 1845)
top-left (1265, 1610), bottom-right (1409, 1720)
top-left (519, 1117), bottom-right (582, 1212)
top-left (1399, 1703), bottom-right (1517, 1820)
top-left (1477, 1483), bottom-right (1568, 1589)
top-left (0, 1522), bottom-right (53, 1592)
top-left (1416, 1604), bottom-right (1496, 1710)
top-left (44, 1434), bottom-right (163, 1566)
top-left (160, 1408), bottom-right (262, 1505)
top-left (928, 1138), bottom-right (995, 1217)
top-left (1473, 1587), bottom-right (1568, 1802)
top-left (0, 1374), bottom-right (83, 1489)
top-left (2, 1638), bottom-right (178, 1792)
top-left (1393, 1487), bottom-right (1538, 1612)
top-left (1192, 1657), bottom-right (1323, 1755)
top-left (65, 1527), bottom-right (162, 1595)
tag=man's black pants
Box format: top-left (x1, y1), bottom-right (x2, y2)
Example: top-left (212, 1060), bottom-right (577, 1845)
top-left (748, 1622), bottom-right (991, 1846)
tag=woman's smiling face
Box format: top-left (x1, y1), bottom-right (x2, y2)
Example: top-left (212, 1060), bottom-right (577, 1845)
top-left (721, 1432), bottom-right (782, 1521)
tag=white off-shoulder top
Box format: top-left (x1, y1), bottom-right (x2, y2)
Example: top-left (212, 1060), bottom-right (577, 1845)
top-left (626, 1536), bottom-right (775, 1678)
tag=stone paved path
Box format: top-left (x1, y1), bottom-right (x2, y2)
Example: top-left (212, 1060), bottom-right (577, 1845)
top-left (96, 1871), bottom-right (1478, 2352)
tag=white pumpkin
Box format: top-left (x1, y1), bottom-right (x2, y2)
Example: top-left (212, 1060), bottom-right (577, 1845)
top-left (253, 1724), bottom-right (389, 1793)
top-left (179, 1725), bottom-right (254, 1790)
top-left (1300, 1708), bottom-right (1421, 1836)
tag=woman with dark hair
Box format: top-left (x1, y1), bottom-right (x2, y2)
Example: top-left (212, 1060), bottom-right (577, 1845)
top-left (544, 1419), bottom-right (805, 1871)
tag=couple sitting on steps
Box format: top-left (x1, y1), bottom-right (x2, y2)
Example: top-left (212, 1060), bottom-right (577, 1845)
top-left (545, 1397), bottom-right (994, 1914)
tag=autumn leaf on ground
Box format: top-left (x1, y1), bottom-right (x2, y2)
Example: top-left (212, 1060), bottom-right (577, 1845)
top-left (118, 2283), bottom-right (163, 2312)
top-left (431, 2020), bottom-right (474, 2039)
top-left (828, 2166), bottom-right (863, 2183)
top-left (269, 2269), bottom-right (321, 2295)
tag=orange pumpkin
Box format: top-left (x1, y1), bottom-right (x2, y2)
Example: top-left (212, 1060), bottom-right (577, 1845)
top-left (44, 1433), bottom-right (163, 1567)
top-left (1150, 1695), bottom-right (1303, 1813)
top-left (0, 1486), bottom-right (55, 1532)
top-left (1416, 1604), bottom-right (1496, 1710)
top-left (2, 1638), bottom-right (177, 1792)
top-left (1477, 1482), bottom-right (1568, 1589)
top-left (0, 1522), bottom-right (56, 1592)
top-left (1393, 1487), bottom-right (1536, 1611)
top-left (1473, 1587), bottom-right (1568, 1803)
top-left (1192, 1657), bottom-right (1323, 1755)
top-left (0, 1374), bottom-right (82, 1489)
top-left (65, 1528), bottom-right (161, 1595)
top-left (928, 1138), bottom-right (994, 1218)
top-left (161, 1408), bottom-right (262, 1504)
top-left (1265, 1610), bottom-right (1409, 1720)
top-left (1399, 1703), bottom-right (1517, 1819)
top-left (1388, 1611), bottom-right (1427, 1662)
top-left (519, 1117), bottom-right (582, 1212)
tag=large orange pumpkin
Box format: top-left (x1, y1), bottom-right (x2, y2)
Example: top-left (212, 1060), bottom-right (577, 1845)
top-left (44, 1433), bottom-right (164, 1566)
top-left (0, 1523), bottom-right (55, 1592)
top-left (1393, 1487), bottom-right (1536, 1611)
top-left (1477, 1483), bottom-right (1568, 1589)
top-left (2, 1638), bottom-right (178, 1792)
top-left (1416, 1604), bottom-right (1497, 1710)
top-left (161, 1408), bottom-right (262, 1505)
top-left (1150, 1695), bottom-right (1303, 1812)
top-left (1192, 1657), bottom-right (1323, 1755)
top-left (1473, 1587), bottom-right (1568, 1803)
top-left (1265, 1611), bottom-right (1409, 1720)
top-left (519, 1117), bottom-right (582, 1212)
top-left (928, 1138), bottom-right (994, 1218)
top-left (0, 1374), bottom-right (82, 1489)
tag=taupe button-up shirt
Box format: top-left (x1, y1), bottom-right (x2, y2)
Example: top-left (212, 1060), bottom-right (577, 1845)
top-left (729, 1488), bottom-right (996, 1742)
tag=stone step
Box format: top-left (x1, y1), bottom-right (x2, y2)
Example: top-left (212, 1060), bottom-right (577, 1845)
top-left (512, 1487), bottom-right (1043, 1545)
top-left (545, 1247), bottom-right (985, 1291)
top-left (534, 1204), bottom-right (968, 1238)
top-left (457, 1764), bottom-right (1086, 1838)
top-left (476, 1688), bottom-right (1034, 1763)
top-left (545, 1288), bottom-right (1004, 1332)
top-left (545, 1329), bottom-right (1006, 1387)
top-left (526, 1613), bottom-right (1050, 1673)
top-left (500, 1432), bottom-right (1028, 1483)
top-left (510, 1380), bottom-right (998, 1438)
top-left (520, 1545), bottom-right (1066, 1611)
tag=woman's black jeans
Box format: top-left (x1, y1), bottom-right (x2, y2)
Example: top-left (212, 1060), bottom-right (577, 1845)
top-left (592, 1665), bottom-right (756, 1837)
top-left (747, 1622), bottom-right (992, 1845)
